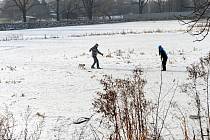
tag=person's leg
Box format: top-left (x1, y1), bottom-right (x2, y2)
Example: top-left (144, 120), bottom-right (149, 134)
top-left (161, 61), bottom-right (164, 70)
top-left (91, 56), bottom-right (97, 68)
top-left (96, 57), bottom-right (101, 68)
top-left (165, 58), bottom-right (167, 70)
top-left (162, 59), bottom-right (167, 71)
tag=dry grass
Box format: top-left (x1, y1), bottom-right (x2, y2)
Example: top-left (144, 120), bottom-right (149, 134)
top-left (93, 68), bottom-right (153, 140)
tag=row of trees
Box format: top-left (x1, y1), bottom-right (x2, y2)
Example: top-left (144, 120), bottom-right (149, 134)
top-left (0, 0), bottom-right (209, 22)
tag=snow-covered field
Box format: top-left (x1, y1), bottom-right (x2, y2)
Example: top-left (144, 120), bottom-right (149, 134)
top-left (0, 20), bottom-right (209, 139)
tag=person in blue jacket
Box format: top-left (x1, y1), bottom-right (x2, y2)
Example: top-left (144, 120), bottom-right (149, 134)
top-left (158, 45), bottom-right (168, 71)
top-left (89, 43), bottom-right (103, 69)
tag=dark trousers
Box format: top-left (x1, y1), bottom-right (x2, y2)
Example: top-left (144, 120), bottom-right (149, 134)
top-left (92, 56), bottom-right (99, 68)
top-left (162, 58), bottom-right (167, 71)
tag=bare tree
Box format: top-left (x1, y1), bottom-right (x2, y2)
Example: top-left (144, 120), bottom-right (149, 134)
top-left (61, 0), bottom-right (81, 20)
top-left (138, 0), bottom-right (148, 14)
top-left (56, 0), bottom-right (60, 21)
top-left (1, 0), bottom-right (49, 21)
top-left (1, 0), bottom-right (20, 20)
top-left (82, 0), bottom-right (94, 20)
top-left (1, 0), bottom-right (41, 22)
top-left (36, 0), bottom-right (50, 20)
top-left (94, 0), bottom-right (115, 19)
top-left (179, 0), bottom-right (210, 41)
top-left (12, 0), bottom-right (40, 22)
top-left (155, 0), bottom-right (163, 12)
top-left (166, 0), bottom-right (189, 12)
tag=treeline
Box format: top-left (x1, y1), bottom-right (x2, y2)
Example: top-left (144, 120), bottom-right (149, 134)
top-left (0, 0), bottom-right (206, 22)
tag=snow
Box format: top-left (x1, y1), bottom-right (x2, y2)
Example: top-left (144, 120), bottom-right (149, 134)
top-left (0, 20), bottom-right (209, 139)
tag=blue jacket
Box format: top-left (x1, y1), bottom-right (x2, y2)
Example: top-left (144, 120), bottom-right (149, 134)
top-left (159, 46), bottom-right (168, 60)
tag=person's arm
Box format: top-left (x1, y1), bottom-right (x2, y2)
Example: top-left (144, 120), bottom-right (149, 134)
top-left (159, 51), bottom-right (163, 60)
top-left (97, 49), bottom-right (103, 56)
top-left (89, 47), bottom-right (92, 52)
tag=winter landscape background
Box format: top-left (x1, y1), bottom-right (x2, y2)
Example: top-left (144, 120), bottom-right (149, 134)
top-left (0, 20), bottom-right (209, 139)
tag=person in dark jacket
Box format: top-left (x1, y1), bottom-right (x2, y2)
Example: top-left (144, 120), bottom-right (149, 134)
top-left (89, 43), bottom-right (103, 69)
top-left (158, 45), bottom-right (168, 71)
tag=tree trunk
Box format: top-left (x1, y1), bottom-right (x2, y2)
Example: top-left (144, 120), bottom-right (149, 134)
top-left (66, 11), bottom-right (70, 22)
top-left (157, 0), bottom-right (162, 13)
top-left (87, 9), bottom-right (93, 20)
top-left (22, 9), bottom-right (27, 22)
top-left (138, 0), bottom-right (143, 14)
top-left (56, 0), bottom-right (60, 21)
top-left (82, 0), bottom-right (93, 20)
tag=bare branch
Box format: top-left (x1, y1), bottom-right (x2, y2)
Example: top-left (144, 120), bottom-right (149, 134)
top-left (179, 1), bottom-right (210, 41)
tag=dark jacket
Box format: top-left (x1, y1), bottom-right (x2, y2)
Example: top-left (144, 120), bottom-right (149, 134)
top-left (159, 46), bottom-right (168, 60)
top-left (89, 44), bottom-right (103, 57)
